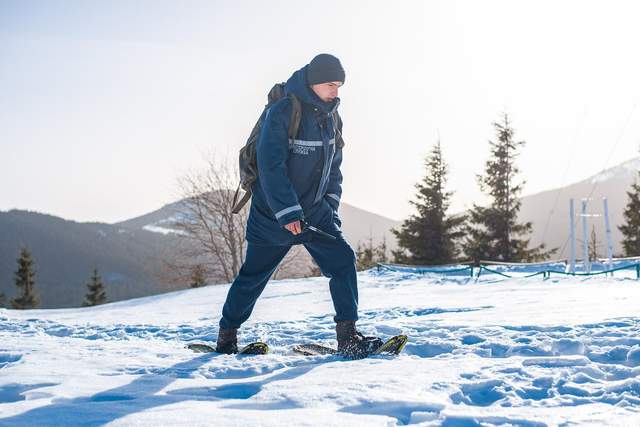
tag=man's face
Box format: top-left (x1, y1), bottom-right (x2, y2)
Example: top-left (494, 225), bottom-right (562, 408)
top-left (310, 81), bottom-right (343, 102)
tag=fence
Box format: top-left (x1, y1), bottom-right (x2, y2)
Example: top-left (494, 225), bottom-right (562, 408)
top-left (376, 258), bottom-right (640, 280)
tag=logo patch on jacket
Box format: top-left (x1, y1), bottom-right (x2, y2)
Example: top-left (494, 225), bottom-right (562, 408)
top-left (289, 139), bottom-right (322, 156)
top-left (292, 145), bottom-right (316, 155)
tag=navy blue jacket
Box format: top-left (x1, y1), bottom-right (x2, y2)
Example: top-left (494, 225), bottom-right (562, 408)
top-left (246, 66), bottom-right (343, 246)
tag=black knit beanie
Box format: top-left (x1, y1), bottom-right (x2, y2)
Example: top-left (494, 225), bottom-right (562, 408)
top-left (306, 54), bottom-right (345, 85)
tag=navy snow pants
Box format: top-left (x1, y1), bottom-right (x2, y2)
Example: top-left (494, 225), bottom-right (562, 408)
top-left (219, 234), bottom-right (358, 330)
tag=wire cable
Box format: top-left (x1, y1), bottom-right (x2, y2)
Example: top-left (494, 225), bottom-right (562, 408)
top-left (540, 108), bottom-right (588, 249)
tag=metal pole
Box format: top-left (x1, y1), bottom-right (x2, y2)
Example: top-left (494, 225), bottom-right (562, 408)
top-left (603, 198), bottom-right (614, 273)
top-left (569, 198), bottom-right (576, 274)
top-left (582, 199), bottom-right (590, 273)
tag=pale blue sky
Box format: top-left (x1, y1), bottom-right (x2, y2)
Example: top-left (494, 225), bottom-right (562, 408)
top-left (2, 1), bottom-right (640, 223)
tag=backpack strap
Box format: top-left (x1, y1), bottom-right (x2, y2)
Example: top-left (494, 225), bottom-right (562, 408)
top-left (332, 111), bottom-right (345, 149)
top-left (287, 93), bottom-right (302, 140)
top-left (232, 187), bottom-right (251, 214)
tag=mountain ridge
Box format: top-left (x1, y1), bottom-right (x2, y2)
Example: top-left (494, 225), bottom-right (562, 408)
top-left (2, 155), bottom-right (638, 308)
top-left (0, 201), bottom-right (398, 308)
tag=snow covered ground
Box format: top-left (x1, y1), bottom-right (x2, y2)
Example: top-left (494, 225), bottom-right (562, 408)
top-left (1, 267), bottom-right (640, 426)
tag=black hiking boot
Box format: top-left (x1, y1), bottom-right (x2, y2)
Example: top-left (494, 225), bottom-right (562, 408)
top-left (215, 328), bottom-right (238, 354)
top-left (336, 320), bottom-right (383, 359)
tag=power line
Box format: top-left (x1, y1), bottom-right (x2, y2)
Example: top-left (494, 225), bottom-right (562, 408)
top-left (558, 104), bottom-right (637, 258)
top-left (586, 103), bottom-right (637, 200)
top-left (540, 108), bottom-right (588, 248)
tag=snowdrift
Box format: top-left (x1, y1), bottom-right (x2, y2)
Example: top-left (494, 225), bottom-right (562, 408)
top-left (1, 266), bottom-right (639, 426)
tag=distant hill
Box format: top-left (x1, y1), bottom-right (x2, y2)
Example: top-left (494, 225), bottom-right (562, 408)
top-left (116, 199), bottom-right (400, 251)
top-left (0, 210), bottom-right (181, 308)
top-left (519, 157), bottom-right (640, 258)
top-left (338, 203), bottom-right (400, 251)
top-left (1, 200), bottom-right (400, 308)
top-left (4, 156), bottom-right (638, 310)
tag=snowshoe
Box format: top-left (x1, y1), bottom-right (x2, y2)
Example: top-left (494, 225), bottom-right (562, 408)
top-left (186, 341), bottom-right (269, 355)
top-left (293, 334), bottom-right (408, 358)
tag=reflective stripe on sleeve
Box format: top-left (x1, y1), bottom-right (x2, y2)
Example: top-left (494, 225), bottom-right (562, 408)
top-left (327, 193), bottom-right (340, 203)
top-left (274, 204), bottom-right (303, 219)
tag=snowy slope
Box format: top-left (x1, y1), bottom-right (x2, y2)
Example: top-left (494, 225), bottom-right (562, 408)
top-left (1, 269), bottom-right (640, 426)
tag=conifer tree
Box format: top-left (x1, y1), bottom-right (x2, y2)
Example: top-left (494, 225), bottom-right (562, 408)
top-left (462, 113), bottom-right (552, 263)
top-left (84, 268), bottom-right (107, 306)
top-left (190, 264), bottom-right (207, 288)
top-left (618, 168), bottom-right (640, 256)
top-left (11, 247), bottom-right (40, 309)
top-left (0, 291), bottom-right (5, 307)
top-left (392, 141), bottom-right (465, 265)
top-left (356, 236), bottom-right (388, 271)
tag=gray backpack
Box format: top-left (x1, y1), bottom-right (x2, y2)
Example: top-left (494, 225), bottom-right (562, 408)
top-left (231, 83), bottom-right (344, 214)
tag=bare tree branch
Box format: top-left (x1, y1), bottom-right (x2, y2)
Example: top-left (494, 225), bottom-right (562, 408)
top-left (167, 152), bottom-right (317, 286)
top-left (169, 155), bottom-right (249, 284)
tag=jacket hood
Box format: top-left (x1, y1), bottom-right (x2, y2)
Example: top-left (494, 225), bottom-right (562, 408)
top-left (284, 66), bottom-right (339, 114)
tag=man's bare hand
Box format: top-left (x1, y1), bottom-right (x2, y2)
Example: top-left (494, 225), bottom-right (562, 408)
top-left (284, 220), bottom-right (303, 235)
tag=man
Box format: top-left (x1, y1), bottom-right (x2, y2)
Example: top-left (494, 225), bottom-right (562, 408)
top-left (217, 54), bottom-right (378, 358)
